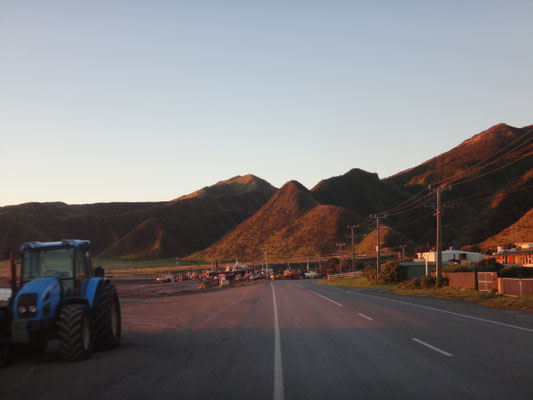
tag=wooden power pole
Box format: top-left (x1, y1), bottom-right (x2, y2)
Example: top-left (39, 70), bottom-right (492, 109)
top-left (336, 243), bottom-right (345, 273)
top-left (428, 184), bottom-right (451, 278)
top-left (370, 214), bottom-right (386, 281)
top-left (348, 225), bottom-right (356, 272)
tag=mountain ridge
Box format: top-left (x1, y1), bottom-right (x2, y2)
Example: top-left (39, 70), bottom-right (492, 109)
top-left (1, 122), bottom-right (531, 260)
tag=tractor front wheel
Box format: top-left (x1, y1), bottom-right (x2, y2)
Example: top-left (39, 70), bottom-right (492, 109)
top-left (57, 303), bottom-right (93, 361)
top-left (93, 284), bottom-right (121, 351)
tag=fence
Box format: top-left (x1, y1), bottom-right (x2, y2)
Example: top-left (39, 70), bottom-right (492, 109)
top-left (477, 272), bottom-right (498, 292)
top-left (438, 272), bottom-right (533, 297)
top-left (442, 272), bottom-right (476, 290)
top-left (327, 271), bottom-right (363, 280)
top-left (500, 278), bottom-right (533, 297)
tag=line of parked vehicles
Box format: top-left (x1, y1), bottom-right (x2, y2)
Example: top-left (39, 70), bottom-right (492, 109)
top-left (155, 264), bottom-right (323, 289)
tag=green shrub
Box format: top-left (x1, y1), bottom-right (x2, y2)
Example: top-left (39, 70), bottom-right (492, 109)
top-left (420, 275), bottom-right (436, 288)
top-left (443, 259), bottom-right (503, 273)
top-left (376, 261), bottom-right (409, 282)
top-left (498, 267), bottom-right (533, 278)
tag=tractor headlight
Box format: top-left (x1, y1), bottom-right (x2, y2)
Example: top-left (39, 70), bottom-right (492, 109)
top-left (28, 305), bottom-right (37, 313)
top-left (18, 306), bottom-right (27, 314)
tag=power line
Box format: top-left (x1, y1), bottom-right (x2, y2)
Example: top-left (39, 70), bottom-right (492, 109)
top-left (438, 128), bottom-right (533, 186)
top-left (446, 184), bottom-right (533, 207)
top-left (451, 151), bottom-right (532, 186)
top-left (386, 211), bottom-right (434, 229)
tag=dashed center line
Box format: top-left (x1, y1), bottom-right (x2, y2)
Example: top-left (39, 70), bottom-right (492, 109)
top-left (308, 290), bottom-right (343, 307)
top-left (412, 338), bottom-right (454, 357)
top-left (358, 313), bottom-right (373, 321)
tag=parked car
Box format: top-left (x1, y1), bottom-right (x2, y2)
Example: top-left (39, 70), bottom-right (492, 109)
top-left (156, 273), bottom-right (174, 283)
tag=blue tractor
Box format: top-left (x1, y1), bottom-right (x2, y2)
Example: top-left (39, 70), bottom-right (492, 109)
top-left (0, 239), bottom-right (121, 365)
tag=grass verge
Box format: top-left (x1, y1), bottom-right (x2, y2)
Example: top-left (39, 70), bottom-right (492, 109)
top-left (321, 276), bottom-right (533, 311)
top-left (319, 276), bottom-right (398, 290)
top-left (392, 286), bottom-right (533, 311)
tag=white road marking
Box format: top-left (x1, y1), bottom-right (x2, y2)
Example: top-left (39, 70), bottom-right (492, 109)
top-left (347, 291), bottom-right (533, 333)
top-left (308, 290), bottom-right (343, 307)
top-left (271, 283), bottom-right (284, 400)
top-left (412, 338), bottom-right (454, 357)
top-left (294, 284), bottom-right (304, 289)
top-left (358, 313), bottom-right (373, 321)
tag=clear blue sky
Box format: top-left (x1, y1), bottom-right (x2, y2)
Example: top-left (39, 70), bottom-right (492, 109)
top-left (1, 1), bottom-right (532, 206)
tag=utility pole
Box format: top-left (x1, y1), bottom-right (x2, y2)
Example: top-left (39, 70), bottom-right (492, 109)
top-left (515, 224), bottom-right (522, 244)
top-left (399, 244), bottom-right (407, 261)
top-left (348, 225), bottom-right (357, 272)
top-left (369, 214), bottom-right (387, 281)
top-left (256, 238), bottom-right (269, 276)
top-left (336, 243), bottom-right (345, 273)
top-left (428, 184), bottom-right (451, 278)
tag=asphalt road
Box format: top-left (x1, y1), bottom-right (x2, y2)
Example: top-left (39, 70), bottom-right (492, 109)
top-left (1, 280), bottom-right (533, 400)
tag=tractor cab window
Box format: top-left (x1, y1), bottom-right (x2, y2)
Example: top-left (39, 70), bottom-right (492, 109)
top-left (22, 248), bottom-right (75, 282)
top-left (75, 249), bottom-right (89, 280)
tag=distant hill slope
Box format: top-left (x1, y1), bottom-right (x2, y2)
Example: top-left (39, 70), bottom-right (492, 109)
top-left (478, 208), bottom-right (533, 251)
top-left (0, 175), bottom-right (277, 258)
top-left (175, 175), bottom-right (275, 201)
top-left (382, 123), bottom-right (533, 249)
top-left (190, 181), bottom-right (363, 261)
top-left (386, 123), bottom-right (533, 187)
top-left (312, 168), bottom-right (411, 216)
top-left (195, 123), bottom-right (533, 261)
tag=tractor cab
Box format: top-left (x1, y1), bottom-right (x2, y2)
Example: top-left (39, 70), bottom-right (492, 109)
top-left (21, 240), bottom-right (93, 299)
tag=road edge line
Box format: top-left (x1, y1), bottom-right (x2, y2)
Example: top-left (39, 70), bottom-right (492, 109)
top-left (271, 282), bottom-right (284, 400)
top-left (347, 291), bottom-right (533, 333)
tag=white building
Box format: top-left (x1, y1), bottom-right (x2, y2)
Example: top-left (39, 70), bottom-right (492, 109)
top-left (415, 249), bottom-right (486, 264)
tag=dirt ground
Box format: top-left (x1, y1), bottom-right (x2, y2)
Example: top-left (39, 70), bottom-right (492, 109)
top-left (0, 277), bottom-right (261, 332)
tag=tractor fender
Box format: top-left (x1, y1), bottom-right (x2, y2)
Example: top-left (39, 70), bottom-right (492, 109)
top-left (13, 278), bottom-right (61, 321)
top-left (82, 278), bottom-right (105, 308)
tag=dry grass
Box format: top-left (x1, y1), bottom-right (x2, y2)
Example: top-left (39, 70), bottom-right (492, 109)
top-left (322, 274), bottom-right (533, 311)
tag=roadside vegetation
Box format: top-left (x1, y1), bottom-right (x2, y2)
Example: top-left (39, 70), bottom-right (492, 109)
top-left (321, 276), bottom-right (398, 290)
top-left (392, 285), bottom-right (533, 311)
top-left (322, 259), bottom-right (533, 311)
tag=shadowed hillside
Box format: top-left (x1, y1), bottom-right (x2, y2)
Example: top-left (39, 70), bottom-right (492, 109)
top-left (312, 168), bottom-right (411, 216)
top-left (0, 175), bottom-right (277, 258)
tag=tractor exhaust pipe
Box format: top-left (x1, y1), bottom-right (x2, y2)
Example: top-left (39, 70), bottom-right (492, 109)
top-left (8, 250), bottom-right (17, 304)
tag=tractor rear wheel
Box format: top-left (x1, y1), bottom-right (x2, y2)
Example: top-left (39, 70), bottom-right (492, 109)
top-left (93, 284), bottom-right (121, 351)
top-left (57, 303), bottom-right (93, 361)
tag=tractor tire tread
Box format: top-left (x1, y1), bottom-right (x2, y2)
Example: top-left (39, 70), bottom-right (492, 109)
top-left (57, 303), bottom-right (92, 361)
top-left (93, 284), bottom-right (121, 351)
